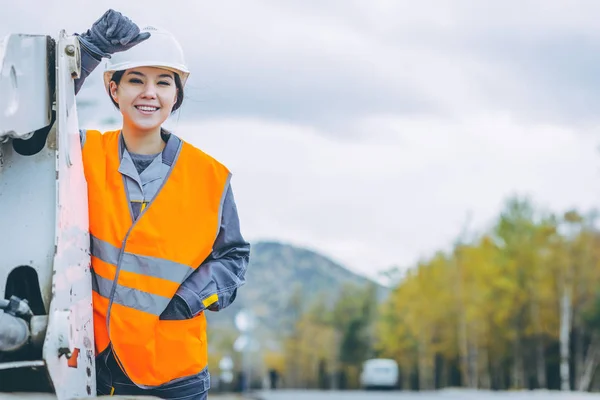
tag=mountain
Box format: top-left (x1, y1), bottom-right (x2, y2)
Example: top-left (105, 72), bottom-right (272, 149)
top-left (206, 241), bottom-right (390, 333)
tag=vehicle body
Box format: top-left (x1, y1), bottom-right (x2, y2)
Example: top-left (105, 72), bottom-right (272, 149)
top-left (0, 31), bottom-right (95, 399)
top-left (359, 358), bottom-right (399, 390)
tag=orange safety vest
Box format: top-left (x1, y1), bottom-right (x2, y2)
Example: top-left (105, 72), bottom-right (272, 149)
top-left (81, 129), bottom-right (230, 387)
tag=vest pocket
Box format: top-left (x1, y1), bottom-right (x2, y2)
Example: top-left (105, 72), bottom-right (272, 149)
top-left (154, 311), bottom-right (208, 383)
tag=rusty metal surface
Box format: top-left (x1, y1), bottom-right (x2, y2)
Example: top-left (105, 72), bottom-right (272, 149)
top-left (0, 28), bottom-right (93, 399)
top-left (40, 31), bottom-right (94, 400)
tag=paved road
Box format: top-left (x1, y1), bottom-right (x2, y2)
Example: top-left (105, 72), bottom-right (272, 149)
top-left (251, 389), bottom-right (600, 400)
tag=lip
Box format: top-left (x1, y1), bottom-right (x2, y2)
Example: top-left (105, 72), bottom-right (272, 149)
top-left (134, 105), bottom-right (161, 115)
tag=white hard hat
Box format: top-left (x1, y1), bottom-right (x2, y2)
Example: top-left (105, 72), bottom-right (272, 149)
top-left (103, 26), bottom-right (190, 93)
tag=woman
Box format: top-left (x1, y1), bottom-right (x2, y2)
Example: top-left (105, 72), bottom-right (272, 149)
top-left (73, 9), bottom-right (250, 399)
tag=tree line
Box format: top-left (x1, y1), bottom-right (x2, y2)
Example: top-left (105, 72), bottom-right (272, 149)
top-left (265, 196), bottom-right (600, 391)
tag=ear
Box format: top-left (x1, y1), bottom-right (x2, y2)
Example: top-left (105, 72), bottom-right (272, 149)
top-left (173, 88), bottom-right (178, 105)
top-left (109, 81), bottom-right (119, 104)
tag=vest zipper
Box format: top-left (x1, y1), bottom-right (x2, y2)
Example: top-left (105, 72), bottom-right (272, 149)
top-left (105, 170), bottom-right (141, 385)
top-left (104, 138), bottom-right (182, 388)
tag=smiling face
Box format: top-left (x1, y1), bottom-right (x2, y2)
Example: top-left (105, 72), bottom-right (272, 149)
top-left (109, 66), bottom-right (178, 135)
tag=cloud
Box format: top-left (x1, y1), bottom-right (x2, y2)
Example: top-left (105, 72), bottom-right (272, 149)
top-left (6, 0), bottom-right (600, 132)
top-left (175, 0), bottom-right (600, 129)
top-left (161, 114), bottom-right (600, 279)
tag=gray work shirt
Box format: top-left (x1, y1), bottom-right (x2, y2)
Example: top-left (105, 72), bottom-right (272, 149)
top-left (119, 150), bottom-right (164, 220)
top-left (122, 148), bottom-right (168, 221)
top-left (118, 130), bottom-right (180, 222)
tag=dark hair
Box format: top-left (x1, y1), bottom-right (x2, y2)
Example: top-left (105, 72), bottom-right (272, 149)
top-left (109, 69), bottom-right (185, 113)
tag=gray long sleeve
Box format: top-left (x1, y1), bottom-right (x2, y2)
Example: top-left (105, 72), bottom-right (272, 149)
top-left (176, 185), bottom-right (250, 315)
top-left (74, 39), bottom-right (102, 95)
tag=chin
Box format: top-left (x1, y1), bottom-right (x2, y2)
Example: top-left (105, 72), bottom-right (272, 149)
top-left (131, 119), bottom-right (166, 132)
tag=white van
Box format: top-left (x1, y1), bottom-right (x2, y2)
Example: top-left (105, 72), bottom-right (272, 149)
top-left (359, 358), bottom-right (399, 390)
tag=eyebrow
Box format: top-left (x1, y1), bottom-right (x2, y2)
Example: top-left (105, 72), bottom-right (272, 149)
top-left (126, 71), bottom-right (174, 80)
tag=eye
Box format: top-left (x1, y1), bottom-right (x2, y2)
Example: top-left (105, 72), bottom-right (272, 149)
top-left (129, 78), bottom-right (143, 84)
top-left (158, 81), bottom-right (171, 86)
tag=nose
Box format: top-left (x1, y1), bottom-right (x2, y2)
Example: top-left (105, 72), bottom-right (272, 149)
top-left (141, 82), bottom-right (158, 99)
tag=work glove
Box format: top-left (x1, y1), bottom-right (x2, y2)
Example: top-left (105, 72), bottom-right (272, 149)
top-left (159, 294), bottom-right (194, 320)
top-left (76, 9), bottom-right (150, 60)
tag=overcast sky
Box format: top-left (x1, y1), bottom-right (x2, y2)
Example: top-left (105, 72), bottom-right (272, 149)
top-left (3, 1), bottom-right (600, 282)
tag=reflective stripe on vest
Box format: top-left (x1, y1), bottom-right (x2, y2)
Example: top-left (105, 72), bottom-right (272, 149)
top-left (82, 129), bottom-right (230, 387)
top-left (91, 235), bottom-right (194, 315)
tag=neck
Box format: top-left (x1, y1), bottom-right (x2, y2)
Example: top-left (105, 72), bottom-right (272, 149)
top-left (121, 124), bottom-right (165, 155)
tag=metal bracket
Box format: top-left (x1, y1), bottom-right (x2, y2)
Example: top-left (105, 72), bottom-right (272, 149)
top-left (62, 34), bottom-right (80, 80)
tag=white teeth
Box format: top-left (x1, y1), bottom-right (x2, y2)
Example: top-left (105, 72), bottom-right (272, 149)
top-left (137, 106), bottom-right (158, 112)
